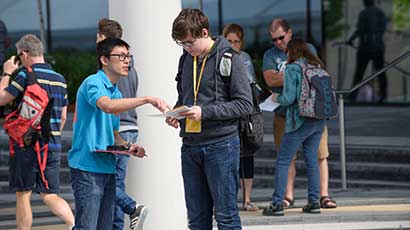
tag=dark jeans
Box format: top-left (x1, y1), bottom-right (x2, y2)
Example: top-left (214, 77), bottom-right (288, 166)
top-left (181, 135), bottom-right (242, 230)
top-left (352, 49), bottom-right (387, 101)
top-left (113, 130), bottom-right (138, 230)
top-left (71, 168), bottom-right (116, 230)
top-left (271, 119), bottom-right (325, 205)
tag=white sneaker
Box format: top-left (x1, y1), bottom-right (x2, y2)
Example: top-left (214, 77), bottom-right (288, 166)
top-left (129, 205), bottom-right (149, 230)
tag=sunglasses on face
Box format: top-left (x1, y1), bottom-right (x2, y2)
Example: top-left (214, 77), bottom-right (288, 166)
top-left (272, 35), bottom-right (286, 43)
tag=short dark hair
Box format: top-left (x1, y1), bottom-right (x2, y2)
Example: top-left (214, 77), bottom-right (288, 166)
top-left (172, 8), bottom-right (210, 41)
top-left (97, 38), bottom-right (130, 69)
top-left (98, 18), bottom-right (123, 39)
top-left (269, 18), bottom-right (291, 33)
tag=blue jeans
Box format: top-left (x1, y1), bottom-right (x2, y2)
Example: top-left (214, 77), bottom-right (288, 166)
top-left (113, 130), bottom-right (138, 230)
top-left (71, 168), bottom-right (116, 230)
top-left (181, 135), bottom-right (242, 230)
top-left (272, 119), bottom-right (325, 205)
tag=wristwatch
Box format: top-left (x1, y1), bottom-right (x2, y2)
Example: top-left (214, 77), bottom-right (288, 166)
top-left (1, 72), bottom-right (12, 78)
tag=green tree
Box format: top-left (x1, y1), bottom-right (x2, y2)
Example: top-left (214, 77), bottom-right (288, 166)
top-left (324, 0), bottom-right (349, 40)
top-left (393, 0), bottom-right (410, 31)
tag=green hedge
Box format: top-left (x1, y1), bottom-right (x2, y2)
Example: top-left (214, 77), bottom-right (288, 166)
top-left (49, 48), bottom-right (96, 103)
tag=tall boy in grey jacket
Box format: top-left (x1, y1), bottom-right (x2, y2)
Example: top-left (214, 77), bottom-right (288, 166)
top-left (166, 9), bottom-right (252, 230)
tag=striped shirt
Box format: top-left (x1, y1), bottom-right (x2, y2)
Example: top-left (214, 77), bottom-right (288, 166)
top-left (5, 63), bottom-right (69, 152)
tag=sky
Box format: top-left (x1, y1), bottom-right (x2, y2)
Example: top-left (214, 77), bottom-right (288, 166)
top-left (0, 0), bottom-right (108, 32)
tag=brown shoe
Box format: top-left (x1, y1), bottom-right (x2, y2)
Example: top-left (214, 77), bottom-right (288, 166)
top-left (243, 202), bottom-right (258, 211)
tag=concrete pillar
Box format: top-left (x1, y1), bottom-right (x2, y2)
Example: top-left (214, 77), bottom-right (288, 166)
top-left (108, 1), bottom-right (187, 229)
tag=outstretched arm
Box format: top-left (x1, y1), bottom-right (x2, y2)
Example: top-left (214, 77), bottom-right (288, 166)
top-left (96, 95), bottom-right (170, 114)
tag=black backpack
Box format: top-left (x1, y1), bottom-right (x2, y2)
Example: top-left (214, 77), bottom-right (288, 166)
top-left (239, 82), bottom-right (264, 157)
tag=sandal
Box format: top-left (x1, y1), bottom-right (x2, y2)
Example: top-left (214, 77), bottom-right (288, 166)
top-left (282, 197), bottom-right (294, 209)
top-left (320, 196), bottom-right (337, 209)
top-left (243, 202), bottom-right (258, 212)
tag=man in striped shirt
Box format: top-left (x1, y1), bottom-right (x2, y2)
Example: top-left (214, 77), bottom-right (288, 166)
top-left (0, 34), bottom-right (75, 230)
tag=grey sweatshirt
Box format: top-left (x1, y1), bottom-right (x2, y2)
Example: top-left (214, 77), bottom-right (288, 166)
top-left (117, 65), bottom-right (138, 132)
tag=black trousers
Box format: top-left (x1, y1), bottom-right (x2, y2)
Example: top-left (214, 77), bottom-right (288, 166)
top-left (351, 49), bottom-right (387, 101)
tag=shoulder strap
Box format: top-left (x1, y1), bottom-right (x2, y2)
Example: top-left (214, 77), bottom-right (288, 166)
top-left (217, 47), bottom-right (236, 77)
top-left (175, 50), bottom-right (188, 82)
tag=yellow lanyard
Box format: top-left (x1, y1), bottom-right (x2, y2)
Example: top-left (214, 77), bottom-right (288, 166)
top-left (193, 41), bottom-right (214, 105)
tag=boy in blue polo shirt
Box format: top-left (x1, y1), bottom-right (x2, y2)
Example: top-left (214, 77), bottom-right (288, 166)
top-left (69, 38), bottom-right (169, 230)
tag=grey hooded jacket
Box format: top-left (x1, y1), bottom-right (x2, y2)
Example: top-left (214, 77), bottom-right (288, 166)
top-left (175, 36), bottom-right (253, 146)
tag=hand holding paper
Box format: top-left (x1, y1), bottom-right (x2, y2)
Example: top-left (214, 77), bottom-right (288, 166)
top-left (148, 105), bottom-right (191, 119)
top-left (178, 105), bottom-right (202, 121)
top-left (270, 93), bottom-right (280, 102)
top-left (166, 106), bottom-right (193, 119)
top-left (259, 94), bottom-right (280, 112)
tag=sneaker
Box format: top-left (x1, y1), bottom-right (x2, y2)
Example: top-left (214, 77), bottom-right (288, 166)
top-left (129, 205), bottom-right (149, 230)
top-left (302, 202), bottom-right (321, 214)
top-left (262, 203), bottom-right (284, 216)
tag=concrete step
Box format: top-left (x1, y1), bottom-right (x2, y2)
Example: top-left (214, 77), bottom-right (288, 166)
top-left (239, 208), bottom-right (410, 228)
top-left (254, 158), bottom-right (410, 182)
top-left (253, 175), bottom-right (410, 189)
top-left (0, 216), bottom-right (64, 230)
top-left (257, 143), bottom-right (410, 164)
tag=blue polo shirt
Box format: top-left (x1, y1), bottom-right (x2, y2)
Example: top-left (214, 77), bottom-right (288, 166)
top-left (68, 70), bottom-right (122, 174)
top-left (5, 63), bottom-right (68, 152)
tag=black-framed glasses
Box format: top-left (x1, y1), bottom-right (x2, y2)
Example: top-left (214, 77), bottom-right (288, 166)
top-left (109, 53), bottom-right (133, 62)
top-left (272, 35), bottom-right (286, 43)
top-left (175, 38), bottom-right (197, 48)
top-left (228, 39), bottom-right (241, 44)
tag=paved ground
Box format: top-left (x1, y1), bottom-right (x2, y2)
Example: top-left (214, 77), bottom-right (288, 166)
top-left (2, 188), bottom-right (409, 229)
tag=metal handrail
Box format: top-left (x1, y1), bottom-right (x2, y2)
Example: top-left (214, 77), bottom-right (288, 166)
top-left (332, 42), bottom-right (410, 91)
top-left (334, 48), bottom-right (410, 190)
top-left (336, 48), bottom-right (410, 95)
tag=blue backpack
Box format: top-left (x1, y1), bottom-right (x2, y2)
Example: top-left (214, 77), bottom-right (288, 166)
top-left (295, 61), bottom-right (338, 119)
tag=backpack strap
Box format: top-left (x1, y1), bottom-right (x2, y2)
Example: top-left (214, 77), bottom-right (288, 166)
top-left (34, 142), bottom-right (49, 190)
top-left (217, 47), bottom-right (235, 77)
top-left (250, 82), bottom-right (261, 112)
top-left (175, 50), bottom-right (188, 83)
